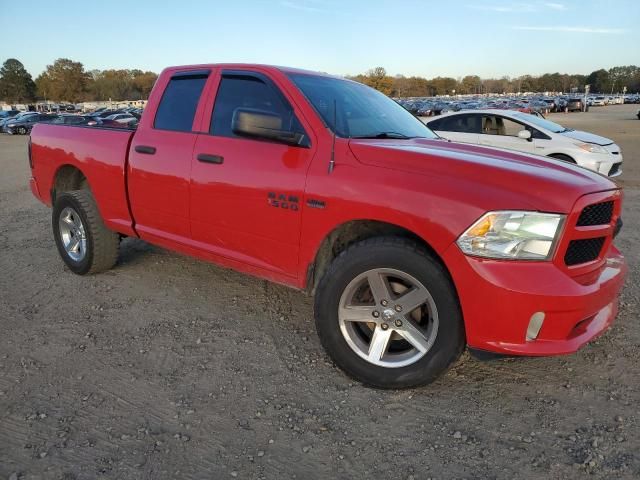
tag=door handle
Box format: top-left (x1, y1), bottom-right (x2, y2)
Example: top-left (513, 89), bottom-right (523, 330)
top-left (135, 145), bottom-right (156, 155)
top-left (197, 153), bottom-right (224, 164)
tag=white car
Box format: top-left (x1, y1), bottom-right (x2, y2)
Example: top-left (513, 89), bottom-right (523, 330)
top-left (105, 113), bottom-right (137, 124)
top-left (424, 110), bottom-right (622, 177)
top-left (591, 96), bottom-right (606, 106)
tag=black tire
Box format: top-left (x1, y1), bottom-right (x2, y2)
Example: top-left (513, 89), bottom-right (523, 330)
top-left (548, 153), bottom-right (575, 164)
top-left (314, 237), bottom-right (465, 389)
top-left (17, 126), bottom-right (27, 135)
top-left (52, 190), bottom-right (119, 275)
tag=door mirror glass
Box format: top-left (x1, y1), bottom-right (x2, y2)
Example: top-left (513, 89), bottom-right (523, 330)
top-left (518, 129), bottom-right (532, 140)
top-left (232, 108), bottom-right (305, 146)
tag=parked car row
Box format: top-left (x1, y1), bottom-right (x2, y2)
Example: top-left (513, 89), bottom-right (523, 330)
top-left (397, 95), bottom-right (588, 117)
top-left (397, 93), bottom-right (639, 117)
top-left (0, 107), bottom-right (143, 135)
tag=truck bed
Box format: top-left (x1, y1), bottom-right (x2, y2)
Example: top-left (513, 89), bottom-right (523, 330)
top-left (30, 123), bottom-right (137, 236)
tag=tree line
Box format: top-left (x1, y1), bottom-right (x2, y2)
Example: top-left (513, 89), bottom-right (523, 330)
top-left (0, 58), bottom-right (157, 104)
top-left (349, 65), bottom-right (640, 97)
top-left (1, 57), bottom-right (639, 104)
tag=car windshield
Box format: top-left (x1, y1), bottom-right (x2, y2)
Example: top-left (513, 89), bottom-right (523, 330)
top-left (288, 73), bottom-right (437, 139)
top-left (511, 112), bottom-right (569, 133)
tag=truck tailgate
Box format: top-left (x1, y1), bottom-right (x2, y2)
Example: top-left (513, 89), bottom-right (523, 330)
top-left (30, 123), bottom-right (137, 236)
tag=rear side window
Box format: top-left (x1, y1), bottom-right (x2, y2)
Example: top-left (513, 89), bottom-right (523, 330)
top-left (211, 75), bottom-right (304, 139)
top-left (431, 114), bottom-right (481, 133)
top-left (154, 74), bottom-right (207, 132)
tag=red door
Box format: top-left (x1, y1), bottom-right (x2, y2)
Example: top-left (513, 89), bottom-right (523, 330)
top-left (128, 69), bottom-right (212, 243)
top-left (189, 70), bottom-right (316, 279)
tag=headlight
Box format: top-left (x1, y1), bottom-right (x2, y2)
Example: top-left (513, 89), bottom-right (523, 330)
top-left (576, 142), bottom-right (607, 154)
top-left (457, 211), bottom-right (564, 260)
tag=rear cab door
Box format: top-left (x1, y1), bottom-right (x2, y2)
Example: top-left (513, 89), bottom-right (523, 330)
top-left (189, 67), bottom-right (317, 280)
top-left (128, 68), bottom-right (212, 244)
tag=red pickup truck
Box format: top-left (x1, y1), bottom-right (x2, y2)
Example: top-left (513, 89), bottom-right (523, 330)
top-left (29, 64), bottom-right (626, 388)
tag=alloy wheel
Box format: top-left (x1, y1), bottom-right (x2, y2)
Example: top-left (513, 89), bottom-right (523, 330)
top-left (338, 268), bottom-right (439, 368)
top-left (58, 207), bottom-right (87, 262)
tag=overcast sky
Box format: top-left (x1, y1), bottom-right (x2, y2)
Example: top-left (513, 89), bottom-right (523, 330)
top-left (1, 0), bottom-right (638, 78)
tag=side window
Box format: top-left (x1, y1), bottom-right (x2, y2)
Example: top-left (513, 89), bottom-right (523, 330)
top-left (482, 115), bottom-right (525, 136)
top-left (428, 118), bottom-right (443, 130)
top-left (154, 74), bottom-right (207, 132)
top-left (211, 75), bottom-right (305, 140)
top-left (529, 127), bottom-right (549, 140)
top-left (481, 115), bottom-right (499, 135)
top-left (499, 117), bottom-right (526, 136)
top-left (436, 114), bottom-right (481, 133)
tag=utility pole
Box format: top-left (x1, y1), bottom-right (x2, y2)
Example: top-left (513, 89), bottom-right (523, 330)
top-left (583, 84), bottom-right (590, 112)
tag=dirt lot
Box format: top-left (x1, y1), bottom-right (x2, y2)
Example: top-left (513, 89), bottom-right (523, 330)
top-left (1, 104), bottom-right (639, 480)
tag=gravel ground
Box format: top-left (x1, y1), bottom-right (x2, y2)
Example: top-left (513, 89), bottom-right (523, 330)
top-left (1, 104), bottom-right (639, 480)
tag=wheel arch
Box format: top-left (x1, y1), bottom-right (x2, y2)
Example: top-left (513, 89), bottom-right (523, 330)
top-left (51, 164), bottom-right (90, 203)
top-left (547, 152), bottom-right (576, 163)
top-left (305, 219), bottom-right (451, 294)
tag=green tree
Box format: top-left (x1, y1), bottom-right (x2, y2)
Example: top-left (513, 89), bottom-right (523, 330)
top-left (428, 77), bottom-right (457, 95)
top-left (392, 75), bottom-right (429, 97)
top-left (0, 58), bottom-right (36, 103)
top-left (35, 58), bottom-right (89, 102)
top-left (460, 75), bottom-right (482, 94)
top-left (362, 67), bottom-right (393, 95)
top-left (132, 70), bottom-right (158, 98)
top-left (87, 69), bottom-right (158, 101)
top-left (608, 65), bottom-right (640, 93)
top-left (586, 69), bottom-right (610, 93)
top-left (349, 65), bottom-right (639, 98)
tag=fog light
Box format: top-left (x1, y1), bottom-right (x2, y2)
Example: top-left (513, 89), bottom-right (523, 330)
top-left (526, 312), bottom-right (545, 341)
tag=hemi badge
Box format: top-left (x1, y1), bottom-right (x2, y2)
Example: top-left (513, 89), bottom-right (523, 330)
top-left (306, 199), bottom-right (326, 209)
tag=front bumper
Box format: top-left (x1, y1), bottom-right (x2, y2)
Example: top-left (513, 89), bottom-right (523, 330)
top-left (573, 146), bottom-right (622, 177)
top-left (443, 243), bottom-right (627, 356)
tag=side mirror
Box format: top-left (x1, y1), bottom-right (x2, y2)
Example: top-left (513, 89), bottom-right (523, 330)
top-left (518, 129), bottom-right (532, 141)
top-left (232, 108), bottom-right (305, 146)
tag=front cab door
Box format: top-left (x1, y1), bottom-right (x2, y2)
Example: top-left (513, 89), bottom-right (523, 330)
top-left (478, 114), bottom-right (536, 154)
top-left (190, 69), bottom-right (315, 279)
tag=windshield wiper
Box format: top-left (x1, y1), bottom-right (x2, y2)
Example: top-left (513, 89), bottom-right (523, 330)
top-left (352, 131), bottom-right (414, 139)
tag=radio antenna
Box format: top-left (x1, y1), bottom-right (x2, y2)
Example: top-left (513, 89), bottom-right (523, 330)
top-left (328, 99), bottom-right (337, 174)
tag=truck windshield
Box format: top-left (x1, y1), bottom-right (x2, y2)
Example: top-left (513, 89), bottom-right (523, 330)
top-left (288, 73), bottom-right (437, 139)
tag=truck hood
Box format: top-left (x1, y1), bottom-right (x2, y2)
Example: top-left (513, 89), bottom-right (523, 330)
top-left (348, 138), bottom-right (617, 213)
top-left (560, 129), bottom-right (614, 146)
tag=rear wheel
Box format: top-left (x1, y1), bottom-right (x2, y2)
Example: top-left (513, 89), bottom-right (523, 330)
top-left (52, 190), bottom-right (119, 275)
top-left (314, 237), bottom-right (464, 389)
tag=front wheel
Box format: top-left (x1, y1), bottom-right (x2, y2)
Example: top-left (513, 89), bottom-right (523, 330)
top-left (52, 190), bottom-right (120, 275)
top-left (17, 126), bottom-right (27, 135)
top-left (314, 237), bottom-right (465, 389)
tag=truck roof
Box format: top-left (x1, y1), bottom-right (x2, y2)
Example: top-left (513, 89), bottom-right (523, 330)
top-left (159, 63), bottom-right (337, 78)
